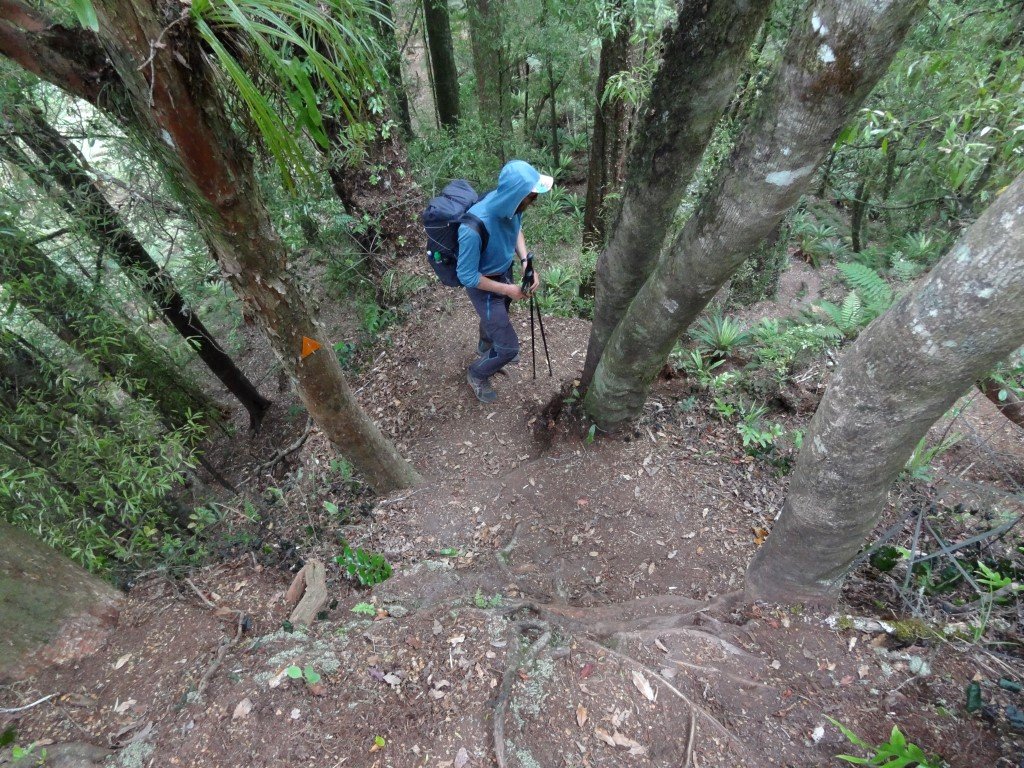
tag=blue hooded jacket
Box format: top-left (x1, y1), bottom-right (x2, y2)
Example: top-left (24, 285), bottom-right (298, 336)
top-left (456, 160), bottom-right (541, 288)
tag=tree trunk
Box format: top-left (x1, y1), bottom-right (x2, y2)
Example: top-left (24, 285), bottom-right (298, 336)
top-left (547, 64), bottom-right (560, 172)
top-left (579, 0), bottom-right (773, 388)
top-left (582, 10), bottom-right (633, 250)
top-left (90, 0), bottom-right (422, 493)
top-left (584, 0), bottom-right (926, 430)
top-left (422, 0), bottom-right (459, 129)
top-left (746, 172), bottom-right (1024, 603)
top-left (0, 225), bottom-right (214, 429)
top-left (467, 0), bottom-right (508, 138)
top-left (0, 521), bottom-right (123, 682)
top-left (374, 0), bottom-right (413, 140)
top-left (978, 377), bottom-right (1024, 431)
top-left (850, 177), bottom-right (870, 252)
top-left (2, 103), bottom-right (272, 429)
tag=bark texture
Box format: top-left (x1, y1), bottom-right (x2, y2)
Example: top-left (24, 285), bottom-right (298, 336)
top-left (0, 521), bottom-right (123, 682)
top-left (579, 0), bottom-right (773, 386)
top-left (582, 10), bottom-right (632, 250)
top-left (88, 0), bottom-right (421, 492)
top-left (467, 0), bottom-right (509, 136)
top-left (422, 0), bottom-right (459, 128)
top-left (746, 173), bottom-right (1024, 602)
top-left (585, 0), bottom-right (926, 430)
top-left (2, 103), bottom-right (272, 428)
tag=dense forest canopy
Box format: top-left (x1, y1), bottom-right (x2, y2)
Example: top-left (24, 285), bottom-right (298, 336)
top-left (2, 0), bottom-right (1024, 762)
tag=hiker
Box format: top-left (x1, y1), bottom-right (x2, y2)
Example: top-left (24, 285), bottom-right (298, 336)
top-left (457, 160), bottom-right (553, 403)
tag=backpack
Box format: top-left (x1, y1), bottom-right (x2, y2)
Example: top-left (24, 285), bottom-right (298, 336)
top-left (422, 180), bottom-right (489, 287)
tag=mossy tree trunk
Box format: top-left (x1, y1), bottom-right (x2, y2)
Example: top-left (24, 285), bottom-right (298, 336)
top-left (422, 0), bottom-right (459, 129)
top-left (579, 0), bottom-right (773, 387)
top-left (746, 173), bottom-right (1024, 602)
top-left (467, 0), bottom-right (509, 140)
top-left (584, 0), bottom-right (927, 431)
top-left (0, 521), bottom-right (123, 681)
top-left (582, 6), bottom-right (633, 252)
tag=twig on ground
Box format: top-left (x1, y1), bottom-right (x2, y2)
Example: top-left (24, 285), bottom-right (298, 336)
top-left (575, 637), bottom-right (747, 754)
top-left (242, 417), bottom-right (314, 485)
top-left (683, 709), bottom-right (697, 768)
top-left (195, 611), bottom-right (244, 701)
top-left (494, 622), bottom-right (551, 768)
top-left (184, 577), bottom-right (217, 610)
top-left (0, 694), bottom-right (56, 713)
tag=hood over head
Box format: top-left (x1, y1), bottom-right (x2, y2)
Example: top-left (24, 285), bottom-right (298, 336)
top-left (485, 160), bottom-right (545, 218)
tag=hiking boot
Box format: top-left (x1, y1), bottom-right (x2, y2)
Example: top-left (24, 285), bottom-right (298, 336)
top-left (476, 341), bottom-right (520, 365)
top-left (466, 370), bottom-right (498, 403)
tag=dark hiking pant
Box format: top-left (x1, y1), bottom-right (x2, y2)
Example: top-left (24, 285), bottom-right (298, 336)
top-left (467, 268), bottom-right (519, 379)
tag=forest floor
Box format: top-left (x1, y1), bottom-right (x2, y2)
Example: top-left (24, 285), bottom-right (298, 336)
top-left (3, 256), bottom-right (1024, 768)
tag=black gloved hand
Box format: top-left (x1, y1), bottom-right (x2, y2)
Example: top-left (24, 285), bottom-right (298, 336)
top-left (521, 252), bottom-right (535, 294)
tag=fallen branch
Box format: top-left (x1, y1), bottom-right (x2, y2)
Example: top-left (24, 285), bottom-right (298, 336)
top-left (242, 417), bottom-right (314, 485)
top-left (977, 378), bottom-right (1024, 431)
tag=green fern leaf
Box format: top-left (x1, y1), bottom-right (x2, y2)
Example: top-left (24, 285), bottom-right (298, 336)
top-left (838, 262), bottom-right (893, 311)
top-left (840, 291), bottom-right (863, 333)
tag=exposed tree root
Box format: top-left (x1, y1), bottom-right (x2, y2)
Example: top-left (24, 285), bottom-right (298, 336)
top-left (608, 627), bottom-right (756, 660)
top-left (493, 621), bottom-right (551, 768)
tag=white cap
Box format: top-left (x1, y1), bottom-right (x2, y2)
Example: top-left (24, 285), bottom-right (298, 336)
top-left (532, 174), bottom-right (554, 194)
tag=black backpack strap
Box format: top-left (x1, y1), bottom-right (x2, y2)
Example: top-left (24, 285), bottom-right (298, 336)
top-left (460, 213), bottom-right (489, 254)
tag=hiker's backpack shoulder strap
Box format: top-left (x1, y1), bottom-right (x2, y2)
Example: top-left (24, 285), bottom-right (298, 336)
top-left (460, 212), bottom-right (489, 254)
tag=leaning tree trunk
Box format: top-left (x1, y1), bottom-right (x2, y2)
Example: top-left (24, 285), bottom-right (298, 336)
top-left (2, 103), bottom-right (272, 429)
top-left (0, 225), bottom-right (214, 429)
top-left (579, 0), bottom-right (773, 387)
top-left (584, 0), bottom-right (927, 431)
top-left (91, 0), bottom-right (421, 493)
top-left (746, 172), bottom-right (1024, 602)
top-left (0, 521), bottom-right (123, 681)
top-left (582, 8), bottom-right (633, 251)
top-left (422, 0), bottom-right (460, 129)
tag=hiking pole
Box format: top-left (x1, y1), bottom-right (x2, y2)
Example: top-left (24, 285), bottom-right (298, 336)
top-left (533, 294), bottom-right (553, 377)
top-left (521, 253), bottom-right (552, 379)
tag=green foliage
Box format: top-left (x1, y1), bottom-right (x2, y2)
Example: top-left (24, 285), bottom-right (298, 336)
top-left (903, 433), bottom-right (961, 482)
top-left (286, 664), bottom-right (322, 685)
top-left (837, 262), bottom-right (894, 313)
top-left (736, 403), bottom-right (784, 454)
top-left (750, 318), bottom-right (842, 377)
top-left (690, 312), bottom-right (750, 359)
top-left (190, 0), bottom-right (384, 187)
top-left (351, 601), bottom-right (376, 616)
top-left (473, 589), bottom-right (503, 609)
top-left (827, 717), bottom-right (942, 768)
top-left (336, 544), bottom-right (392, 586)
top-left (0, 361), bottom-right (206, 573)
top-left (791, 211), bottom-right (841, 267)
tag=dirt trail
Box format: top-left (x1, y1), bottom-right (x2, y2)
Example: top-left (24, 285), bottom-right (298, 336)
top-left (3, 275), bottom-right (1022, 767)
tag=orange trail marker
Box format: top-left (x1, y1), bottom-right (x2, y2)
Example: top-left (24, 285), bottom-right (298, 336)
top-left (300, 336), bottom-right (321, 359)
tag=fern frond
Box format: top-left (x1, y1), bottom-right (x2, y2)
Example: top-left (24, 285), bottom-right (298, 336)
top-left (891, 257), bottom-right (922, 282)
top-left (840, 291), bottom-right (863, 333)
top-left (838, 262), bottom-right (893, 309)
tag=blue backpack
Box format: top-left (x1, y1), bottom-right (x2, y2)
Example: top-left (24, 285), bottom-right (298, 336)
top-left (422, 180), bottom-right (489, 287)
